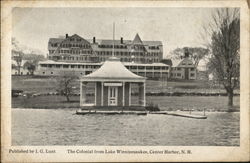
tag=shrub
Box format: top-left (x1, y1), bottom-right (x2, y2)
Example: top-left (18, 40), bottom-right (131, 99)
top-left (145, 102), bottom-right (160, 112)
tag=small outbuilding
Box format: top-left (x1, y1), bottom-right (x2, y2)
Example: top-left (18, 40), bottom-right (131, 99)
top-left (80, 57), bottom-right (146, 110)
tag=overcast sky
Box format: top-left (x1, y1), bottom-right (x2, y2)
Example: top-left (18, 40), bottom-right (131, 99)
top-left (12, 7), bottom-right (214, 58)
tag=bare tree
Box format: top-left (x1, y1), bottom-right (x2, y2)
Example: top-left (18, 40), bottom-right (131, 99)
top-left (170, 47), bottom-right (209, 68)
top-left (58, 73), bottom-right (78, 102)
top-left (23, 51), bottom-right (46, 75)
top-left (12, 38), bottom-right (46, 75)
top-left (205, 8), bottom-right (240, 108)
top-left (12, 38), bottom-right (24, 75)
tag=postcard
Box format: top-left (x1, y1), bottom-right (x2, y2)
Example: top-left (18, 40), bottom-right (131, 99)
top-left (1, 0), bottom-right (249, 162)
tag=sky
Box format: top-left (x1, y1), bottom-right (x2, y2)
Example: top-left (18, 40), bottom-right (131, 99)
top-left (12, 7), bottom-right (214, 58)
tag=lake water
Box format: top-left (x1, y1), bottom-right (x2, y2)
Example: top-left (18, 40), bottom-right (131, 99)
top-left (12, 109), bottom-right (239, 146)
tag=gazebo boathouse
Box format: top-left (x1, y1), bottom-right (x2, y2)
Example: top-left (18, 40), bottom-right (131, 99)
top-left (80, 57), bottom-right (146, 111)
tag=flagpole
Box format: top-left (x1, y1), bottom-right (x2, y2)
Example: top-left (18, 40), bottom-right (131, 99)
top-left (113, 22), bottom-right (115, 57)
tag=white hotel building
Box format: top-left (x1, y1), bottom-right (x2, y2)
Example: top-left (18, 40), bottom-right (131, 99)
top-left (36, 34), bottom-right (170, 78)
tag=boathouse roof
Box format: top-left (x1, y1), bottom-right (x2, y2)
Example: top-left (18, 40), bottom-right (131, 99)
top-left (81, 57), bottom-right (146, 82)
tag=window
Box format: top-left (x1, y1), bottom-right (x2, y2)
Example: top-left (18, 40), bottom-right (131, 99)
top-left (86, 71), bottom-right (91, 75)
top-left (177, 68), bottom-right (181, 71)
top-left (191, 68), bottom-right (195, 71)
top-left (190, 73), bottom-right (195, 77)
top-left (138, 66), bottom-right (144, 70)
top-left (177, 73), bottom-right (181, 77)
top-left (51, 72), bottom-right (53, 74)
top-left (43, 72), bottom-right (45, 74)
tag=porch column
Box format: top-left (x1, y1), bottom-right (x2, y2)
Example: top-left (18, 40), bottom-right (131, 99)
top-left (153, 66), bottom-right (155, 78)
top-left (122, 82), bottom-right (125, 106)
top-left (80, 81), bottom-right (87, 106)
top-left (139, 82), bottom-right (146, 107)
top-left (129, 83), bottom-right (131, 106)
top-left (95, 82), bottom-right (97, 105)
top-left (101, 82), bottom-right (104, 106)
top-left (160, 67), bottom-right (163, 79)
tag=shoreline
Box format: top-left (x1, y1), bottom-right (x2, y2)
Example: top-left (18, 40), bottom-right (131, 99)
top-left (11, 106), bottom-right (240, 112)
top-left (11, 95), bottom-right (240, 112)
top-left (12, 91), bottom-right (240, 97)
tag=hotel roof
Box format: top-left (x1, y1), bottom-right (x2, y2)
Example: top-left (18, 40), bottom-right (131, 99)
top-left (132, 33), bottom-right (143, 45)
top-left (49, 34), bottom-right (162, 46)
top-left (172, 58), bottom-right (195, 68)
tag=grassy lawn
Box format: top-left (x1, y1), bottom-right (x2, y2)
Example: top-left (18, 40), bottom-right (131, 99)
top-left (147, 96), bottom-right (240, 111)
top-left (11, 76), bottom-right (240, 111)
top-left (12, 95), bottom-right (83, 109)
top-left (12, 75), bottom-right (232, 94)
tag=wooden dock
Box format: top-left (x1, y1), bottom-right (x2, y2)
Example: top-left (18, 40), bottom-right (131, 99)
top-left (167, 112), bottom-right (207, 119)
top-left (75, 110), bottom-right (207, 119)
top-left (149, 111), bottom-right (207, 119)
top-left (76, 110), bottom-right (147, 115)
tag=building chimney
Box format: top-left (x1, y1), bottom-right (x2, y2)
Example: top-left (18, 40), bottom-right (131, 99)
top-left (121, 37), bottom-right (123, 44)
top-left (93, 37), bottom-right (96, 43)
top-left (66, 34), bottom-right (68, 38)
top-left (184, 48), bottom-right (189, 58)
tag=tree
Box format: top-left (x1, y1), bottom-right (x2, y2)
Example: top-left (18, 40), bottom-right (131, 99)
top-left (23, 61), bottom-right (36, 75)
top-left (12, 37), bottom-right (46, 75)
top-left (58, 74), bottom-right (78, 102)
top-left (23, 52), bottom-right (46, 62)
top-left (12, 50), bottom-right (24, 75)
top-left (23, 52), bottom-right (46, 75)
top-left (170, 47), bottom-right (209, 68)
top-left (12, 38), bottom-right (24, 75)
top-left (205, 8), bottom-right (240, 108)
top-left (12, 63), bottom-right (17, 70)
